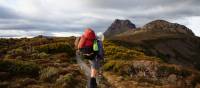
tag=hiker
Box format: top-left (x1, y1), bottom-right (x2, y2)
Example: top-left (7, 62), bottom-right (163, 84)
top-left (75, 28), bottom-right (104, 88)
top-left (95, 32), bottom-right (104, 78)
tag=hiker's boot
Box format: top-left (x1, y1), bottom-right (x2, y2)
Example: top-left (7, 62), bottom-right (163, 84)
top-left (89, 77), bottom-right (97, 88)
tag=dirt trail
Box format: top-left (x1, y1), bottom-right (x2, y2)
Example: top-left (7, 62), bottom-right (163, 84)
top-left (75, 53), bottom-right (91, 78)
top-left (75, 53), bottom-right (113, 88)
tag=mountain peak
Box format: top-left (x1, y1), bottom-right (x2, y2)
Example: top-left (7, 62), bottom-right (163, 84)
top-left (143, 19), bottom-right (195, 36)
top-left (104, 19), bottom-right (136, 37)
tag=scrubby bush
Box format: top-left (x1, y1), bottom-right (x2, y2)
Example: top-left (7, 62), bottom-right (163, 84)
top-left (157, 66), bottom-right (176, 77)
top-left (55, 70), bottom-right (86, 88)
top-left (103, 40), bottom-right (162, 62)
top-left (39, 52), bottom-right (49, 59)
top-left (103, 60), bottom-right (133, 76)
top-left (157, 66), bottom-right (191, 78)
top-left (52, 53), bottom-right (75, 63)
top-left (34, 42), bottom-right (75, 57)
top-left (8, 48), bottom-right (25, 56)
top-left (31, 52), bottom-right (49, 59)
top-left (104, 41), bottom-right (141, 60)
top-left (103, 61), bottom-right (115, 71)
top-left (6, 47), bottom-right (30, 59)
top-left (63, 73), bottom-right (74, 83)
top-left (40, 67), bottom-right (60, 82)
top-left (56, 73), bottom-right (74, 85)
top-left (0, 60), bottom-right (40, 77)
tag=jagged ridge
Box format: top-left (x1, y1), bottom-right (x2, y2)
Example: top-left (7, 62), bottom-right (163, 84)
top-left (104, 19), bottom-right (136, 37)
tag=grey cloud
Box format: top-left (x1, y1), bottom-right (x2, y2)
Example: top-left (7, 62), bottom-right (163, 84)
top-left (0, 6), bottom-right (20, 19)
top-left (87, 0), bottom-right (200, 19)
top-left (87, 0), bottom-right (200, 9)
top-left (0, 0), bottom-right (200, 37)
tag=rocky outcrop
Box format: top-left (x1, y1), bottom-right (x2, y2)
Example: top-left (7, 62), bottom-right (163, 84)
top-left (103, 60), bottom-right (200, 88)
top-left (104, 19), bottom-right (136, 38)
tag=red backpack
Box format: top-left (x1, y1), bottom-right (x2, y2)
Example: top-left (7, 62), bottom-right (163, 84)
top-left (77, 28), bottom-right (96, 60)
top-left (78, 28), bottom-right (96, 48)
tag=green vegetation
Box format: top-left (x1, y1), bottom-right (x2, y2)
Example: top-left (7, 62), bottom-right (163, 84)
top-left (0, 37), bottom-right (199, 87)
top-left (103, 60), bottom-right (133, 76)
top-left (103, 40), bottom-right (160, 75)
top-left (0, 37), bottom-right (86, 88)
top-left (40, 67), bottom-right (59, 82)
top-left (31, 52), bottom-right (49, 59)
top-left (104, 40), bottom-right (160, 61)
top-left (55, 73), bottom-right (75, 87)
top-left (157, 65), bottom-right (191, 78)
top-left (0, 60), bottom-right (40, 77)
top-left (102, 40), bottom-right (199, 87)
top-left (34, 42), bottom-right (75, 56)
top-left (0, 37), bottom-right (76, 60)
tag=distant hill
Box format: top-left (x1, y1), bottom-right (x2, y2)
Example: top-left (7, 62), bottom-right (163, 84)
top-left (104, 19), bottom-right (200, 70)
top-left (34, 35), bottom-right (54, 39)
top-left (142, 20), bottom-right (194, 35)
top-left (102, 19), bottom-right (200, 87)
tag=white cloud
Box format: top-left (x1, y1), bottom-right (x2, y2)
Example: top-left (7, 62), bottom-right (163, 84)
top-left (186, 16), bottom-right (200, 36)
top-left (0, 30), bottom-right (45, 38)
top-left (170, 16), bottom-right (200, 36)
top-left (52, 32), bottom-right (81, 37)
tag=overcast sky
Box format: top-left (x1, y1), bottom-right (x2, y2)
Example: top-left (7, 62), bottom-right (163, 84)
top-left (0, 0), bottom-right (200, 38)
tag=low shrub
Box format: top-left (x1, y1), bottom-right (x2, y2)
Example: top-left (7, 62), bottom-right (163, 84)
top-left (103, 61), bottom-right (115, 71)
top-left (34, 42), bottom-right (75, 57)
top-left (157, 65), bottom-right (191, 78)
top-left (56, 73), bottom-right (74, 84)
top-left (31, 52), bottom-right (49, 59)
top-left (0, 60), bottom-right (40, 77)
top-left (157, 66), bottom-right (176, 77)
top-left (103, 60), bottom-right (133, 76)
top-left (8, 48), bottom-right (26, 57)
top-left (40, 67), bottom-right (60, 82)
